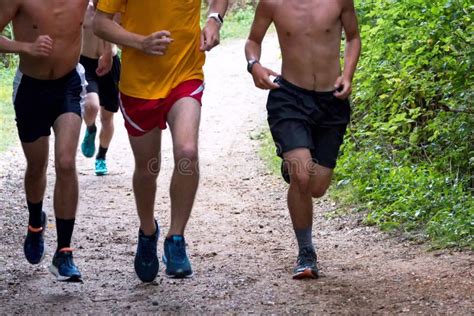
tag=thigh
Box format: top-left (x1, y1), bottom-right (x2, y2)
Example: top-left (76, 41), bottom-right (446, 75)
top-left (128, 127), bottom-right (162, 172)
top-left (21, 136), bottom-right (50, 168)
top-left (13, 74), bottom-right (53, 143)
top-left (53, 113), bottom-right (82, 161)
top-left (167, 97), bottom-right (201, 153)
top-left (283, 147), bottom-right (313, 178)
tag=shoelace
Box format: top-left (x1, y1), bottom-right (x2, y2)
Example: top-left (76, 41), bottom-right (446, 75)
top-left (297, 248), bottom-right (316, 266)
top-left (169, 239), bottom-right (187, 262)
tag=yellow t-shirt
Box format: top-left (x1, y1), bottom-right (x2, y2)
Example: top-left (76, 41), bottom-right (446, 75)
top-left (97, 0), bottom-right (205, 100)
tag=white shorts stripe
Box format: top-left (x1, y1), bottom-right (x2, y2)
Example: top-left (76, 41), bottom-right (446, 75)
top-left (12, 69), bottom-right (23, 104)
top-left (76, 63), bottom-right (88, 115)
top-left (190, 83), bottom-right (205, 96)
top-left (118, 94), bottom-right (146, 133)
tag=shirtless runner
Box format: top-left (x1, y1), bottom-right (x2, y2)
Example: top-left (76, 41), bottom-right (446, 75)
top-left (0, 0), bottom-right (88, 282)
top-left (245, 0), bottom-right (361, 279)
top-left (80, 0), bottom-right (121, 176)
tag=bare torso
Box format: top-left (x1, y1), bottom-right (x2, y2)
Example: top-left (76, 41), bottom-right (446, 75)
top-left (81, 2), bottom-right (117, 59)
top-left (12, 0), bottom-right (88, 79)
top-left (272, 0), bottom-right (344, 91)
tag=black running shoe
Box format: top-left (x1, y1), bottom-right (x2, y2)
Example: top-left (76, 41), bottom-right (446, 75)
top-left (134, 220), bottom-right (160, 282)
top-left (24, 211), bottom-right (47, 264)
top-left (292, 247), bottom-right (319, 279)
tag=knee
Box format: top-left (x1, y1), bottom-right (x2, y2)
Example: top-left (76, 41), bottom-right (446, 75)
top-left (175, 144), bottom-right (198, 165)
top-left (55, 156), bottom-right (76, 175)
top-left (26, 161), bottom-right (48, 177)
top-left (291, 173), bottom-right (311, 194)
top-left (311, 186), bottom-right (328, 198)
top-left (136, 158), bottom-right (160, 179)
top-left (85, 99), bottom-right (99, 114)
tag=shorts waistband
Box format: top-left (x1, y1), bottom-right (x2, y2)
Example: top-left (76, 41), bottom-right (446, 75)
top-left (276, 76), bottom-right (337, 97)
top-left (18, 67), bottom-right (78, 84)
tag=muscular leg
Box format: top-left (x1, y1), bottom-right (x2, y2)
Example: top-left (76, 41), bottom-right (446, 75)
top-left (167, 97), bottom-right (201, 237)
top-left (21, 137), bottom-right (49, 204)
top-left (83, 93), bottom-right (99, 127)
top-left (98, 107), bottom-right (114, 150)
top-left (53, 113), bottom-right (82, 220)
top-left (128, 128), bottom-right (162, 236)
top-left (284, 148), bottom-right (314, 231)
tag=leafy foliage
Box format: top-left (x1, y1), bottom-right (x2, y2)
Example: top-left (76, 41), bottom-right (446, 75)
top-left (334, 0), bottom-right (473, 248)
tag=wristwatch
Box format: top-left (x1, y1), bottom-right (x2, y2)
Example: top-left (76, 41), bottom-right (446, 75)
top-left (208, 12), bottom-right (224, 26)
top-left (247, 59), bottom-right (260, 74)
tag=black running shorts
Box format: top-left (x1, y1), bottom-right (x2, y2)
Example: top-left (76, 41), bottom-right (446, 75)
top-left (13, 65), bottom-right (87, 143)
top-left (266, 77), bottom-right (351, 169)
top-left (79, 55), bottom-right (121, 113)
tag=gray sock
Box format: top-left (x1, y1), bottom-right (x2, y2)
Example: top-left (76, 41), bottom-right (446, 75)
top-left (295, 227), bottom-right (314, 251)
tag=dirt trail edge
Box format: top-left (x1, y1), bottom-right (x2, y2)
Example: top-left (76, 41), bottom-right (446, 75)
top-left (0, 35), bottom-right (472, 314)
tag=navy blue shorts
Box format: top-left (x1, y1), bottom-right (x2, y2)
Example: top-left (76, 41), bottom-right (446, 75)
top-left (80, 55), bottom-right (121, 113)
top-left (266, 77), bottom-right (351, 169)
top-left (12, 65), bottom-right (87, 143)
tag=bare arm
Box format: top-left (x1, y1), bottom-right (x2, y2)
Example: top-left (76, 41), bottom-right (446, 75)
top-left (0, 0), bottom-right (52, 56)
top-left (200, 0), bottom-right (229, 51)
top-left (93, 10), bottom-right (172, 55)
top-left (245, 1), bottom-right (279, 90)
top-left (334, 0), bottom-right (361, 98)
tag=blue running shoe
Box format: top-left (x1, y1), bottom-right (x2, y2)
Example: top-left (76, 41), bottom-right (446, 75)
top-left (134, 221), bottom-right (159, 282)
top-left (24, 211), bottom-right (47, 264)
top-left (49, 248), bottom-right (82, 282)
top-left (95, 159), bottom-right (108, 176)
top-left (81, 129), bottom-right (96, 158)
top-left (292, 247), bottom-right (319, 279)
top-left (163, 235), bottom-right (193, 278)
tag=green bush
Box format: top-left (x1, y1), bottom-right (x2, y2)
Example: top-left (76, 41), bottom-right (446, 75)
top-left (334, 0), bottom-right (473, 248)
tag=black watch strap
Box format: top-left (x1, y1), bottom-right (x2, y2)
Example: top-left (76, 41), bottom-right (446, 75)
top-left (247, 59), bottom-right (260, 74)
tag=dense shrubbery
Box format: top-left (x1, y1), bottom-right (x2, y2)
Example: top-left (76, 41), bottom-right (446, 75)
top-left (334, 0), bottom-right (473, 248)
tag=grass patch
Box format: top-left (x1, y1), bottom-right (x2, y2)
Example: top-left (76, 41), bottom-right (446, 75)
top-left (0, 65), bottom-right (16, 152)
top-left (254, 127), bottom-right (280, 176)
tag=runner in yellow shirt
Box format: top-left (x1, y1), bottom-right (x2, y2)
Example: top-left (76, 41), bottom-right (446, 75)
top-left (94, 0), bottom-right (228, 282)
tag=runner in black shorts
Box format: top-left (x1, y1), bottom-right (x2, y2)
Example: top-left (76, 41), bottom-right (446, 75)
top-left (13, 65), bottom-right (86, 143)
top-left (80, 0), bottom-right (121, 176)
top-left (1, 0), bottom-right (89, 282)
top-left (267, 76), bottom-right (350, 172)
top-left (246, 0), bottom-right (361, 279)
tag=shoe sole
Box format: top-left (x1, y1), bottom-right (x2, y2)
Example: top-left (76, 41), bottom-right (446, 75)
top-left (292, 268), bottom-right (319, 280)
top-left (162, 255), bottom-right (193, 279)
top-left (49, 265), bottom-right (82, 282)
top-left (165, 271), bottom-right (194, 279)
top-left (95, 171), bottom-right (108, 176)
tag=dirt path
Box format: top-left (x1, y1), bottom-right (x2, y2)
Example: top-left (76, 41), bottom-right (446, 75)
top-left (0, 35), bottom-right (472, 314)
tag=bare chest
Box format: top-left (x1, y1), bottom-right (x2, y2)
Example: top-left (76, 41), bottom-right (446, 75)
top-left (15, 0), bottom-right (88, 39)
top-left (274, 0), bottom-right (343, 38)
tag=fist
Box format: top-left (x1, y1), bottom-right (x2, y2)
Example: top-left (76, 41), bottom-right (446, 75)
top-left (140, 31), bottom-right (173, 56)
top-left (28, 35), bottom-right (53, 57)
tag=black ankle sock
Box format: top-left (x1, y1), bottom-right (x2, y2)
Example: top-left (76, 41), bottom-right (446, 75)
top-left (87, 124), bottom-right (97, 133)
top-left (27, 200), bottom-right (43, 228)
top-left (56, 218), bottom-right (75, 251)
top-left (96, 146), bottom-right (108, 160)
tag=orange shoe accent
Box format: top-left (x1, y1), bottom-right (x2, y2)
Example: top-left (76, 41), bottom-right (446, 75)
top-left (292, 268), bottom-right (319, 280)
top-left (28, 225), bottom-right (43, 233)
top-left (59, 247), bottom-right (75, 253)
